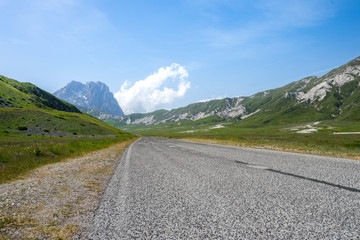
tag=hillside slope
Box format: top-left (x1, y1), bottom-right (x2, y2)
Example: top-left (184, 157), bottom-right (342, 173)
top-left (112, 56), bottom-right (360, 127)
top-left (0, 75), bottom-right (129, 137)
top-left (0, 75), bottom-right (80, 112)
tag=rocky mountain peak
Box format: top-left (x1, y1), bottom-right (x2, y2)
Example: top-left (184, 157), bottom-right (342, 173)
top-left (54, 81), bottom-right (124, 117)
top-left (280, 56), bottom-right (360, 103)
top-left (322, 57), bottom-right (360, 87)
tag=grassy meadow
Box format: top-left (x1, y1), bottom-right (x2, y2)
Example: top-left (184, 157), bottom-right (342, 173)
top-left (0, 108), bottom-right (128, 138)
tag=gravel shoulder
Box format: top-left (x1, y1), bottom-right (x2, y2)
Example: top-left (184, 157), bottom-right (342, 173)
top-left (0, 139), bottom-right (136, 239)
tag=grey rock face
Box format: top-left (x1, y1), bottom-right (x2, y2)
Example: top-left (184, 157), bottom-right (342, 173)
top-left (54, 81), bottom-right (124, 116)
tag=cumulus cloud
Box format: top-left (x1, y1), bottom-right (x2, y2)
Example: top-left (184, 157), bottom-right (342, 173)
top-left (115, 63), bottom-right (190, 114)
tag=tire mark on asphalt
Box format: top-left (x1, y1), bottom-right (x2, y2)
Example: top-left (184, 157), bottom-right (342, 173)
top-left (235, 160), bottom-right (360, 193)
top-left (267, 168), bottom-right (360, 193)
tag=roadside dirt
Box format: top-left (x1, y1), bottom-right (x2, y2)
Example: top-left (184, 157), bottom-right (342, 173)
top-left (0, 139), bottom-right (136, 239)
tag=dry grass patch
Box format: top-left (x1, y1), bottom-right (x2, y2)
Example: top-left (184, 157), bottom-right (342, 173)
top-left (179, 138), bottom-right (360, 160)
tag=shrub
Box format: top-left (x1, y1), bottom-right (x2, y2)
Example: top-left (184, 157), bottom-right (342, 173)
top-left (17, 126), bottom-right (28, 131)
top-left (33, 149), bottom-right (41, 156)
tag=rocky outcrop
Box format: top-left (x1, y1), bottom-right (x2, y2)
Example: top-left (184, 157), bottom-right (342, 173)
top-left (54, 81), bottom-right (124, 117)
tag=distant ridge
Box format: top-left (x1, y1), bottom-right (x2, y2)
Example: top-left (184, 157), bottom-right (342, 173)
top-left (54, 81), bottom-right (124, 117)
top-left (111, 56), bottom-right (360, 127)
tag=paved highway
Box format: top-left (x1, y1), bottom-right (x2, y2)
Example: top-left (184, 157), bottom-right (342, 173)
top-left (90, 137), bottom-right (360, 239)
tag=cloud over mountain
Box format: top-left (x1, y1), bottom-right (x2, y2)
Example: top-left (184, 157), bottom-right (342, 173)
top-left (114, 63), bottom-right (190, 114)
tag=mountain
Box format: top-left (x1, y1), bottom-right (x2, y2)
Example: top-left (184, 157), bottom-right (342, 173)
top-left (0, 75), bottom-right (129, 137)
top-left (112, 56), bottom-right (360, 127)
top-left (54, 81), bottom-right (124, 117)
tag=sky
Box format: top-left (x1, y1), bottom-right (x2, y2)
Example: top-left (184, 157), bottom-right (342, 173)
top-left (0, 0), bottom-right (360, 114)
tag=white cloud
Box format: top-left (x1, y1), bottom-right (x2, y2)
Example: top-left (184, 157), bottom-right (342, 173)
top-left (115, 63), bottom-right (190, 114)
top-left (197, 96), bottom-right (227, 103)
top-left (306, 67), bottom-right (335, 77)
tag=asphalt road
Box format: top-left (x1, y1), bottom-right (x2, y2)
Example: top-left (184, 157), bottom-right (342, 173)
top-left (90, 137), bottom-right (360, 239)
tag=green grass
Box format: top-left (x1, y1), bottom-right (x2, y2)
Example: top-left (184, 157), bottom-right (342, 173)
top-left (0, 75), bottom-right (79, 112)
top-left (0, 108), bottom-right (135, 184)
top-left (0, 135), bottom-right (135, 184)
top-left (0, 108), bottom-right (128, 137)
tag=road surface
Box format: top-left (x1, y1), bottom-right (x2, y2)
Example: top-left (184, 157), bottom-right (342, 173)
top-left (90, 137), bottom-right (360, 239)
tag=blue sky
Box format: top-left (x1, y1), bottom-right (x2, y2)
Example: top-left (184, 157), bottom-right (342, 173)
top-left (1, 0), bottom-right (360, 113)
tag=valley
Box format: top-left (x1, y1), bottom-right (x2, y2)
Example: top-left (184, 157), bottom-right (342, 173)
top-left (2, 1), bottom-right (360, 239)
top-left (104, 56), bottom-right (360, 160)
top-left (1, 56), bottom-right (360, 239)
top-left (2, 56), bottom-right (360, 185)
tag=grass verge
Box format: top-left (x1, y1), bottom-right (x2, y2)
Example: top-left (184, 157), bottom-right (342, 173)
top-left (174, 133), bottom-right (360, 160)
top-left (0, 136), bottom-right (135, 184)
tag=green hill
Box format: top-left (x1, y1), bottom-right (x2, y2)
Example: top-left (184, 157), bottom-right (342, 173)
top-left (0, 75), bottom-right (128, 137)
top-left (0, 75), bottom-right (79, 112)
